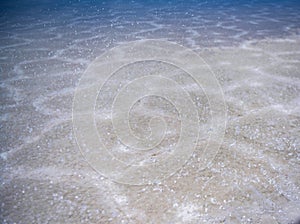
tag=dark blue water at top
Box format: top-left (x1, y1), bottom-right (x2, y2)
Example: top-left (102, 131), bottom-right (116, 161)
top-left (1, 0), bottom-right (300, 47)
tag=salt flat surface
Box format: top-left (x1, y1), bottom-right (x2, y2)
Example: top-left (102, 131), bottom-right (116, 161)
top-left (1, 1), bottom-right (300, 223)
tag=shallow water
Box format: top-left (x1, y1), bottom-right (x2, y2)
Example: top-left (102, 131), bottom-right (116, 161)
top-left (1, 1), bottom-right (300, 223)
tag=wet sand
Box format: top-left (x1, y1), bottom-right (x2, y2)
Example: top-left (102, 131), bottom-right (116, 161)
top-left (1, 35), bottom-right (299, 223)
top-left (1, 1), bottom-right (300, 223)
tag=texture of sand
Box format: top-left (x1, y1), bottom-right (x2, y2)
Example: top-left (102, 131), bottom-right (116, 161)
top-left (1, 1), bottom-right (300, 223)
top-left (1, 35), bottom-right (300, 223)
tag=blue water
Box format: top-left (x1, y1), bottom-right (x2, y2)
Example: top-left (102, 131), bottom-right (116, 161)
top-left (1, 1), bottom-right (300, 224)
top-left (1, 0), bottom-right (300, 48)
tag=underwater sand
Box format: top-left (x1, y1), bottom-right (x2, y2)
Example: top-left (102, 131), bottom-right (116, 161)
top-left (1, 1), bottom-right (300, 223)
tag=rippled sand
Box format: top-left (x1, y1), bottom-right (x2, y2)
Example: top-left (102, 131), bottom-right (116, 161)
top-left (1, 1), bottom-right (300, 223)
top-left (1, 35), bottom-right (299, 223)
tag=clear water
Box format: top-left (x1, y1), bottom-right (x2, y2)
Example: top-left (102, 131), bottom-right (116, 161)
top-left (1, 0), bottom-right (300, 48)
top-left (1, 1), bottom-right (300, 224)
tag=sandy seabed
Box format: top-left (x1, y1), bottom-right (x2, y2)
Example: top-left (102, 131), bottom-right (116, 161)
top-left (1, 26), bottom-right (300, 224)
